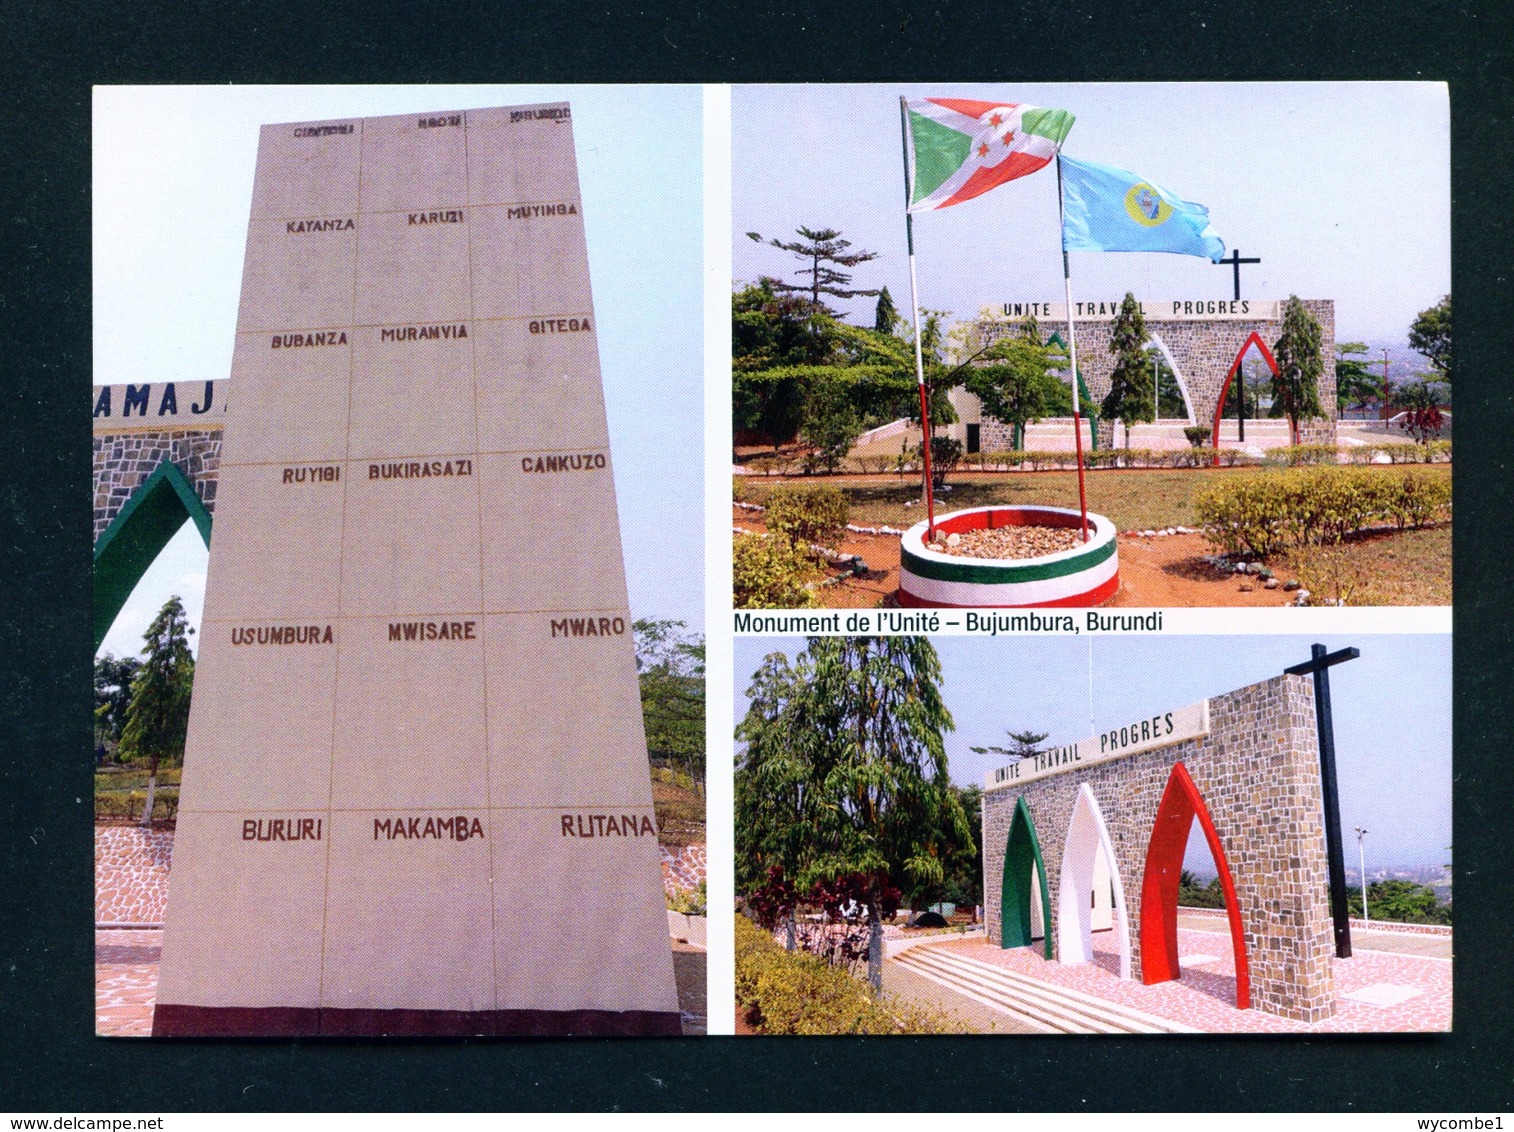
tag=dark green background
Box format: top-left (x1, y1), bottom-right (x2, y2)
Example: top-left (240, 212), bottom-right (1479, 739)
top-left (6, 0), bottom-right (1511, 1111)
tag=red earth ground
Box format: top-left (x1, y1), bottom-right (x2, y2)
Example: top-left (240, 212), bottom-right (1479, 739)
top-left (735, 507), bottom-right (1297, 608)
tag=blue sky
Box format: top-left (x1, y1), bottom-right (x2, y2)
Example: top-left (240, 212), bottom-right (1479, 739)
top-left (734, 633), bottom-right (1452, 870)
top-left (734, 82), bottom-right (1449, 346)
top-left (94, 84), bottom-right (705, 658)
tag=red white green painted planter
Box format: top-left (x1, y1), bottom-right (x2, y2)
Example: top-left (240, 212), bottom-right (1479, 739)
top-left (898, 505), bottom-right (1119, 608)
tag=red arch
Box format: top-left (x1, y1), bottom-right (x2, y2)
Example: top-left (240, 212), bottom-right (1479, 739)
top-left (1210, 331), bottom-right (1281, 466)
top-left (1139, 761), bottom-right (1250, 1009)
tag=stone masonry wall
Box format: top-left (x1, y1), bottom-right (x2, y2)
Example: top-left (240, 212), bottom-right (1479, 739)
top-left (981, 674), bottom-right (1335, 1022)
top-left (93, 429), bottom-right (223, 545)
top-left (972, 301), bottom-right (1337, 445)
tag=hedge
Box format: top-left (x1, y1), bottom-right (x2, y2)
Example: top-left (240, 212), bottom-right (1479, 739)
top-left (1196, 466), bottom-right (1451, 557)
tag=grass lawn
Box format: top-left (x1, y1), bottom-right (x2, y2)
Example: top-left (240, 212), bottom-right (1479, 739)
top-left (738, 464), bottom-right (1452, 536)
top-left (1282, 525), bottom-right (1452, 606)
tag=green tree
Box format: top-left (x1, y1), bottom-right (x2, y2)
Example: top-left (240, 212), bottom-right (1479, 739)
top-left (735, 637), bottom-right (970, 990)
top-left (1408, 295), bottom-right (1451, 381)
top-left (632, 619), bottom-right (705, 794)
top-left (732, 278), bottom-right (914, 449)
top-left (118, 596), bottom-right (195, 826)
top-left (963, 321), bottom-right (1069, 451)
top-left (1269, 295), bottom-right (1325, 444)
top-left (1347, 879), bottom-right (1450, 925)
top-left (1100, 293), bottom-right (1153, 449)
top-left (969, 728), bottom-right (1048, 762)
top-left (1335, 341), bottom-right (1380, 413)
top-left (874, 286), bottom-right (899, 335)
top-left (798, 380), bottom-right (863, 472)
top-left (94, 652), bottom-right (142, 753)
top-left (747, 226), bottom-right (881, 314)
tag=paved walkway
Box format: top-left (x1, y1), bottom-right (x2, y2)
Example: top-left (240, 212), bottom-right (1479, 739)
top-left (880, 921), bottom-right (1450, 1033)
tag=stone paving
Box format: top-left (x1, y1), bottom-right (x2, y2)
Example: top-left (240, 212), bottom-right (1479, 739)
top-left (918, 916), bottom-right (1450, 1033)
top-left (95, 826), bottom-right (173, 924)
top-left (661, 843), bottom-right (707, 900)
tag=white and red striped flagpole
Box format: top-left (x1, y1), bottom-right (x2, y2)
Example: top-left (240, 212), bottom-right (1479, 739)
top-left (1054, 154), bottom-right (1091, 543)
top-left (900, 97), bottom-right (936, 541)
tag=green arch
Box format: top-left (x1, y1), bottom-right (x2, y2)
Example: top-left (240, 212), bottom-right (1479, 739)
top-left (1045, 330), bottom-right (1099, 451)
top-left (1001, 795), bottom-right (1054, 958)
top-left (94, 460), bottom-right (212, 651)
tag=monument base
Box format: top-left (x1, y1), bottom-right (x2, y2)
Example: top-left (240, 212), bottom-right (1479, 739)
top-left (898, 505), bottom-right (1119, 608)
top-left (152, 1003), bottom-right (684, 1038)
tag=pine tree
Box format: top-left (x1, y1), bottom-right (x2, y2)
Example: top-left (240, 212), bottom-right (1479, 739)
top-left (1100, 293), bottom-right (1153, 448)
top-left (747, 226), bottom-right (881, 313)
top-left (118, 596), bottom-right (195, 826)
top-left (1270, 295), bottom-right (1325, 444)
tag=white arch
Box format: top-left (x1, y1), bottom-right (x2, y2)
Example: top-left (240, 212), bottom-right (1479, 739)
top-left (1145, 332), bottom-right (1197, 425)
top-left (1057, 783), bottom-right (1131, 979)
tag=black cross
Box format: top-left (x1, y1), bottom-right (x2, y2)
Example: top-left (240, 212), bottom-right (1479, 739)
top-left (1219, 248), bottom-right (1261, 301)
top-left (1285, 644), bottom-right (1361, 959)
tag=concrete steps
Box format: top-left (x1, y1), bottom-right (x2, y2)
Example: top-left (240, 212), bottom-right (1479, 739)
top-left (892, 945), bottom-right (1202, 1034)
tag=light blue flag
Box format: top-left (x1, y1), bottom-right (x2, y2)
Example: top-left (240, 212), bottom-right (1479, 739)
top-left (1059, 155), bottom-right (1225, 262)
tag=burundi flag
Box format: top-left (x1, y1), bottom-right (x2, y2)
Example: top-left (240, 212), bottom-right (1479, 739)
top-left (905, 98), bottom-right (1075, 212)
top-left (1059, 155), bottom-right (1226, 262)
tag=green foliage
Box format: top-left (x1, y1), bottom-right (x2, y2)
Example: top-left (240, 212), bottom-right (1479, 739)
top-left (1347, 879), bottom-right (1451, 925)
top-left (764, 483), bottom-right (850, 546)
top-left (747, 226), bottom-right (881, 312)
top-left (732, 278), bottom-right (916, 447)
top-left (970, 729), bottom-right (1047, 762)
top-left (735, 637), bottom-right (970, 988)
top-left (633, 619), bottom-right (705, 791)
top-left (799, 381), bottom-right (863, 473)
top-left (1100, 293), bottom-right (1153, 445)
top-left (666, 880), bottom-right (707, 917)
top-left (94, 652), bottom-right (142, 750)
top-left (1392, 380), bottom-right (1447, 443)
top-left (118, 596), bottom-right (195, 770)
top-left (734, 915), bottom-right (965, 1034)
top-left (962, 325), bottom-right (1069, 451)
top-left (1270, 296), bottom-right (1325, 441)
top-left (1183, 425), bottom-right (1213, 449)
top-left (1408, 295), bottom-right (1451, 381)
top-left (1264, 443), bottom-right (1341, 467)
top-left (1335, 341), bottom-right (1380, 411)
top-left (874, 286), bottom-right (899, 334)
top-left (733, 534), bottom-right (819, 609)
top-left (1196, 466), bottom-right (1452, 557)
top-left (919, 435), bottom-right (964, 490)
top-left (1178, 874), bottom-right (1227, 908)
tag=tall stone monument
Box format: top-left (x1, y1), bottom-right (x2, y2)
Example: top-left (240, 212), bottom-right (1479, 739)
top-left (153, 104), bottom-right (683, 1036)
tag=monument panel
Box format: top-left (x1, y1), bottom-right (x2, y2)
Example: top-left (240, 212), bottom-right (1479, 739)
top-left (153, 102), bottom-right (683, 1037)
top-left (472, 323), bottom-right (609, 452)
top-left (218, 336), bottom-right (353, 466)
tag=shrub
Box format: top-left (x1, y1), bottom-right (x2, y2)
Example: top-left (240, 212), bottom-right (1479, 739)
top-left (917, 436), bottom-right (963, 490)
top-left (764, 483), bottom-right (850, 546)
top-left (1197, 466), bottom-right (1450, 557)
top-left (733, 916), bottom-right (965, 1035)
top-left (733, 533), bottom-right (819, 609)
top-left (1183, 424), bottom-right (1213, 448)
top-left (667, 881), bottom-right (707, 917)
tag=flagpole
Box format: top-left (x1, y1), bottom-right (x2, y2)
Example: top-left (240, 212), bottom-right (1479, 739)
top-left (899, 97), bottom-right (936, 540)
top-left (1054, 155), bottom-right (1091, 542)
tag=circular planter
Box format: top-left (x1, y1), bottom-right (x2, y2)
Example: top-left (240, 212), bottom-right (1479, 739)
top-left (897, 505), bottom-right (1119, 608)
